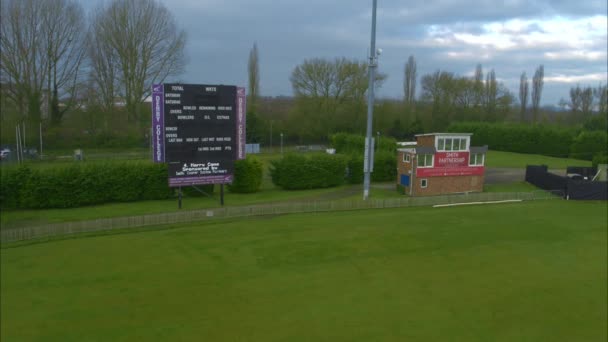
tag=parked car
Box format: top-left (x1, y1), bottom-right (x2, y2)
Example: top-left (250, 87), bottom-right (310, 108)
top-left (0, 148), bottom-right (11, 161)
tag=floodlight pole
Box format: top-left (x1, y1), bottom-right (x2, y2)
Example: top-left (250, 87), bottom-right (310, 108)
top-left (363, 0), bottom-right (378, 200)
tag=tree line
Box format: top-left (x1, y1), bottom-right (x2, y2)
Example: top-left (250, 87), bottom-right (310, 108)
top-left (247, 50), bottom-right (607, 144)
top-left (2, 0), bottom-right (606, 151)
top-left (1, 0), bottom-right (185, 148)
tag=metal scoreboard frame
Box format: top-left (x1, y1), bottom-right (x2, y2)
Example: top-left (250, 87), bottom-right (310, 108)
top-left (152, 83), bottom-right (246, 187)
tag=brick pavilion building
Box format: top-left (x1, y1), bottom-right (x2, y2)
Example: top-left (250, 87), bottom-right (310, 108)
top-left (396, 133), bottom-right (488, 196)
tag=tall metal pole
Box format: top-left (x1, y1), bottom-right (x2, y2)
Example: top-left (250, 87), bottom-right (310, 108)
top-left (17, 124), bottom-right (24, 163)
top-left (22, 123), bottom-right (26, 152)
top-left (363, 0), bottom-right (378, 200)
top-left (16, 125), bottom-right (21, 163)
top-left (39, 122), bottom-right (43, 159)
top-left (269, 120), bottom-right (273, 151)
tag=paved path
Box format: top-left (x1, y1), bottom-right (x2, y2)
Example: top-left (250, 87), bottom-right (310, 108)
top-left (484, 168), bottom-right (566, 184)
top-left (484, 168), bottom-right (525, 184)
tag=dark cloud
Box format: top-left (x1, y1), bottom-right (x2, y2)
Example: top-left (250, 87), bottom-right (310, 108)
top-left (81, 0), bottom-right (607, 105)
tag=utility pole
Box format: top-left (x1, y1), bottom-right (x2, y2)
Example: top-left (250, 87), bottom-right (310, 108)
top-left (363, 0), bottom-right (378, 200)
top-left (39, 122), bottom-right (43, 159)
top-left (269, 120), bottom-right (273, 152)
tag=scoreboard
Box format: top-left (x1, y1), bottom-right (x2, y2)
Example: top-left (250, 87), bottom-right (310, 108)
top-left (152, 83), bottom-right (246, 187)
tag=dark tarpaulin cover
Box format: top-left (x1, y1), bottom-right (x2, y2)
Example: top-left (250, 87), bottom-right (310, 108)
top-left (526, 165), bottom-right (607, 200)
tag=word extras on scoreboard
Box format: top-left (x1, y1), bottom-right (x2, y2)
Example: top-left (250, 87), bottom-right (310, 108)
top-left (152, 83), bottom-right (246, 187)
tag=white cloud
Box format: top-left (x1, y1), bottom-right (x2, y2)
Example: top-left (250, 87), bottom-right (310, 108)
top-left (544, 50), bottom-right (607, 61)
top-left (423, 15), bottom-right (607, 53)
top-left (545, 73), bottom-right (607, 83)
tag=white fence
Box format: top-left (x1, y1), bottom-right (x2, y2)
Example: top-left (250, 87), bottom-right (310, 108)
top-left (1, 191), bottom-right (560, 244)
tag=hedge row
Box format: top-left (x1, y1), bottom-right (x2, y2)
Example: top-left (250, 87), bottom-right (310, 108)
top-left (1, 162), bottom-right (174, 209)
top-left (346, 151), bottom-right (397, 184)
top-left (270, 153), bottom-right (347, 190)
top-left (592, 154), bottom-right (608, 168)
top-left (570, 131), bottom-right (608, 161)
top-left (330, 133), bottom-right (397, 154)
top-left (447, 122), bottom-right (577, 157)
top-left (448, 122), bottom-right (608, 161)
top-left (227, 156), bottom-right (264, 193)
top-left (269, 151), bottom-right (398, 190)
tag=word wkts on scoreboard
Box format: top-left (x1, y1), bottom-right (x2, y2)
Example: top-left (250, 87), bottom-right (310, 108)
top-left (152, 83), bottom-right (246, 187)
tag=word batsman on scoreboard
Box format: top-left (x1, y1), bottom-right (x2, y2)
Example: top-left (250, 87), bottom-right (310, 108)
top-left (152, 83), bottom-right (246, 187)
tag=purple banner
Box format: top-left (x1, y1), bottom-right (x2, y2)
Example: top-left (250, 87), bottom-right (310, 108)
top-left (152, 84), bottom-right (165, 162)
top-left (236, 87), bottom-right (246, 160)
top-left (169, 175), bottom-right (233, 187)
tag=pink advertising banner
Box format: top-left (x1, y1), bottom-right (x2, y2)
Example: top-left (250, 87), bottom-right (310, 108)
top-left (417, 151), bottom-right (484, 177)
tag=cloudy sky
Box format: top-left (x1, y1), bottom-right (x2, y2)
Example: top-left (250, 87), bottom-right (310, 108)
top-left (87, 0), bottom-right (607, 105)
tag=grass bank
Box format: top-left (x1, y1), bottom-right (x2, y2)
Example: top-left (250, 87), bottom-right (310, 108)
top-left (1, 200), bottom-right (606, 341)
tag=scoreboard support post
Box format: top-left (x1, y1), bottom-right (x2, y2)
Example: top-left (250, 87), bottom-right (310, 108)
top-left (220, 184), bottom-right (225, 206)
top-left (178, 186), bottom-right (183, 209)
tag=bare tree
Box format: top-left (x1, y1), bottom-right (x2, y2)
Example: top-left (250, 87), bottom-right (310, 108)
top-left (531, 64), bottom-right (544, 122)
top-left (89, 0), bottom-right (187, 126)
top-left (420, 70), bottom-right (457, 128)
top-left (247, 43), bottom-right (260, 113)
top-left (403, 55), bottom-right (416, 107)
top-left (473, 63), bottom-right (484, 107)
top-left (87, 14), bottom-right (119, 117)
top-left (1, 0), bottom-right (85, 125)
top-left (1, 0), bottom-right (47, 122)
top-left (289, 57), bottom-right (386, 137)
top-left (594, 84), bottom-right (607, 115)
top-left (40, 0), bottom-right (87, 124)
top-left (291, 58), bottom-right (385, 103)
top-left (454, 77), bottom-right (475, 109)
top-left (518, 72), bottom-right (529, 121)
top-left (580, 86), bottom-right (594, 118)
top-left (569, 85), bottom-right (582, 113)
top-left (485, 69), bottom-right (497, 119)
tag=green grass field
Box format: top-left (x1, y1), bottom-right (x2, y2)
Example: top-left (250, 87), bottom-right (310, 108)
top-left (0, 181), bottom-right (540, 229)
top-left (2, 200), bottom-right (606, 341)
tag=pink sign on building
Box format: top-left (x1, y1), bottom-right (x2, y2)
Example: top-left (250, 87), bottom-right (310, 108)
top-left (417, 152), bottom-right (484, 177)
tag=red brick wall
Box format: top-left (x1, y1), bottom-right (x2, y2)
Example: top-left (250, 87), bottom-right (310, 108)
top-left (396, 151), bottom-right (413, 176)
top-left (412, 175), bottom-right (484, 196)
top-left (397, 151), bottom-right (415, 191)
top-left (416, 135), bottom-right (435, 147)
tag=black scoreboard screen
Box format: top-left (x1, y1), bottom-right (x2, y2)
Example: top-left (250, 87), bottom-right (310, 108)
top-left (152, 83), bottom-right (246, 187)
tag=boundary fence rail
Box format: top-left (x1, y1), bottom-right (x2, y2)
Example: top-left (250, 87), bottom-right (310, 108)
top-left (1, 191), bottom-right (560, 244)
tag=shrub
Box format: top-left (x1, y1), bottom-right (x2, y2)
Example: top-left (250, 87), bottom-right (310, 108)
top-left (447, 122), bottom-right (576, 157)
top-left (570, 131), bottom-right (608, 161)
top-left (396, 184), bottom-right (407, 195)
top-left (371, 151), bottom-right (397, 182)
top-left (345, 151), bottom-right (396, 184)
top-left (0, 165), bottom-right (32, 208)
top-left (331, 133), bottom-right (365, 154)
top-left (346, 155), bottom-right (364, 184)
top-left (270, 153), bottom-right (347, 190)
top-left (592, 154), bottom-right (608, 168)
top-left (1, 161), bottom-right (174, 209)
top-left (228, 156), bottom-right (264, 193)
top-left (330, 133), bottom-right (396, 154)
